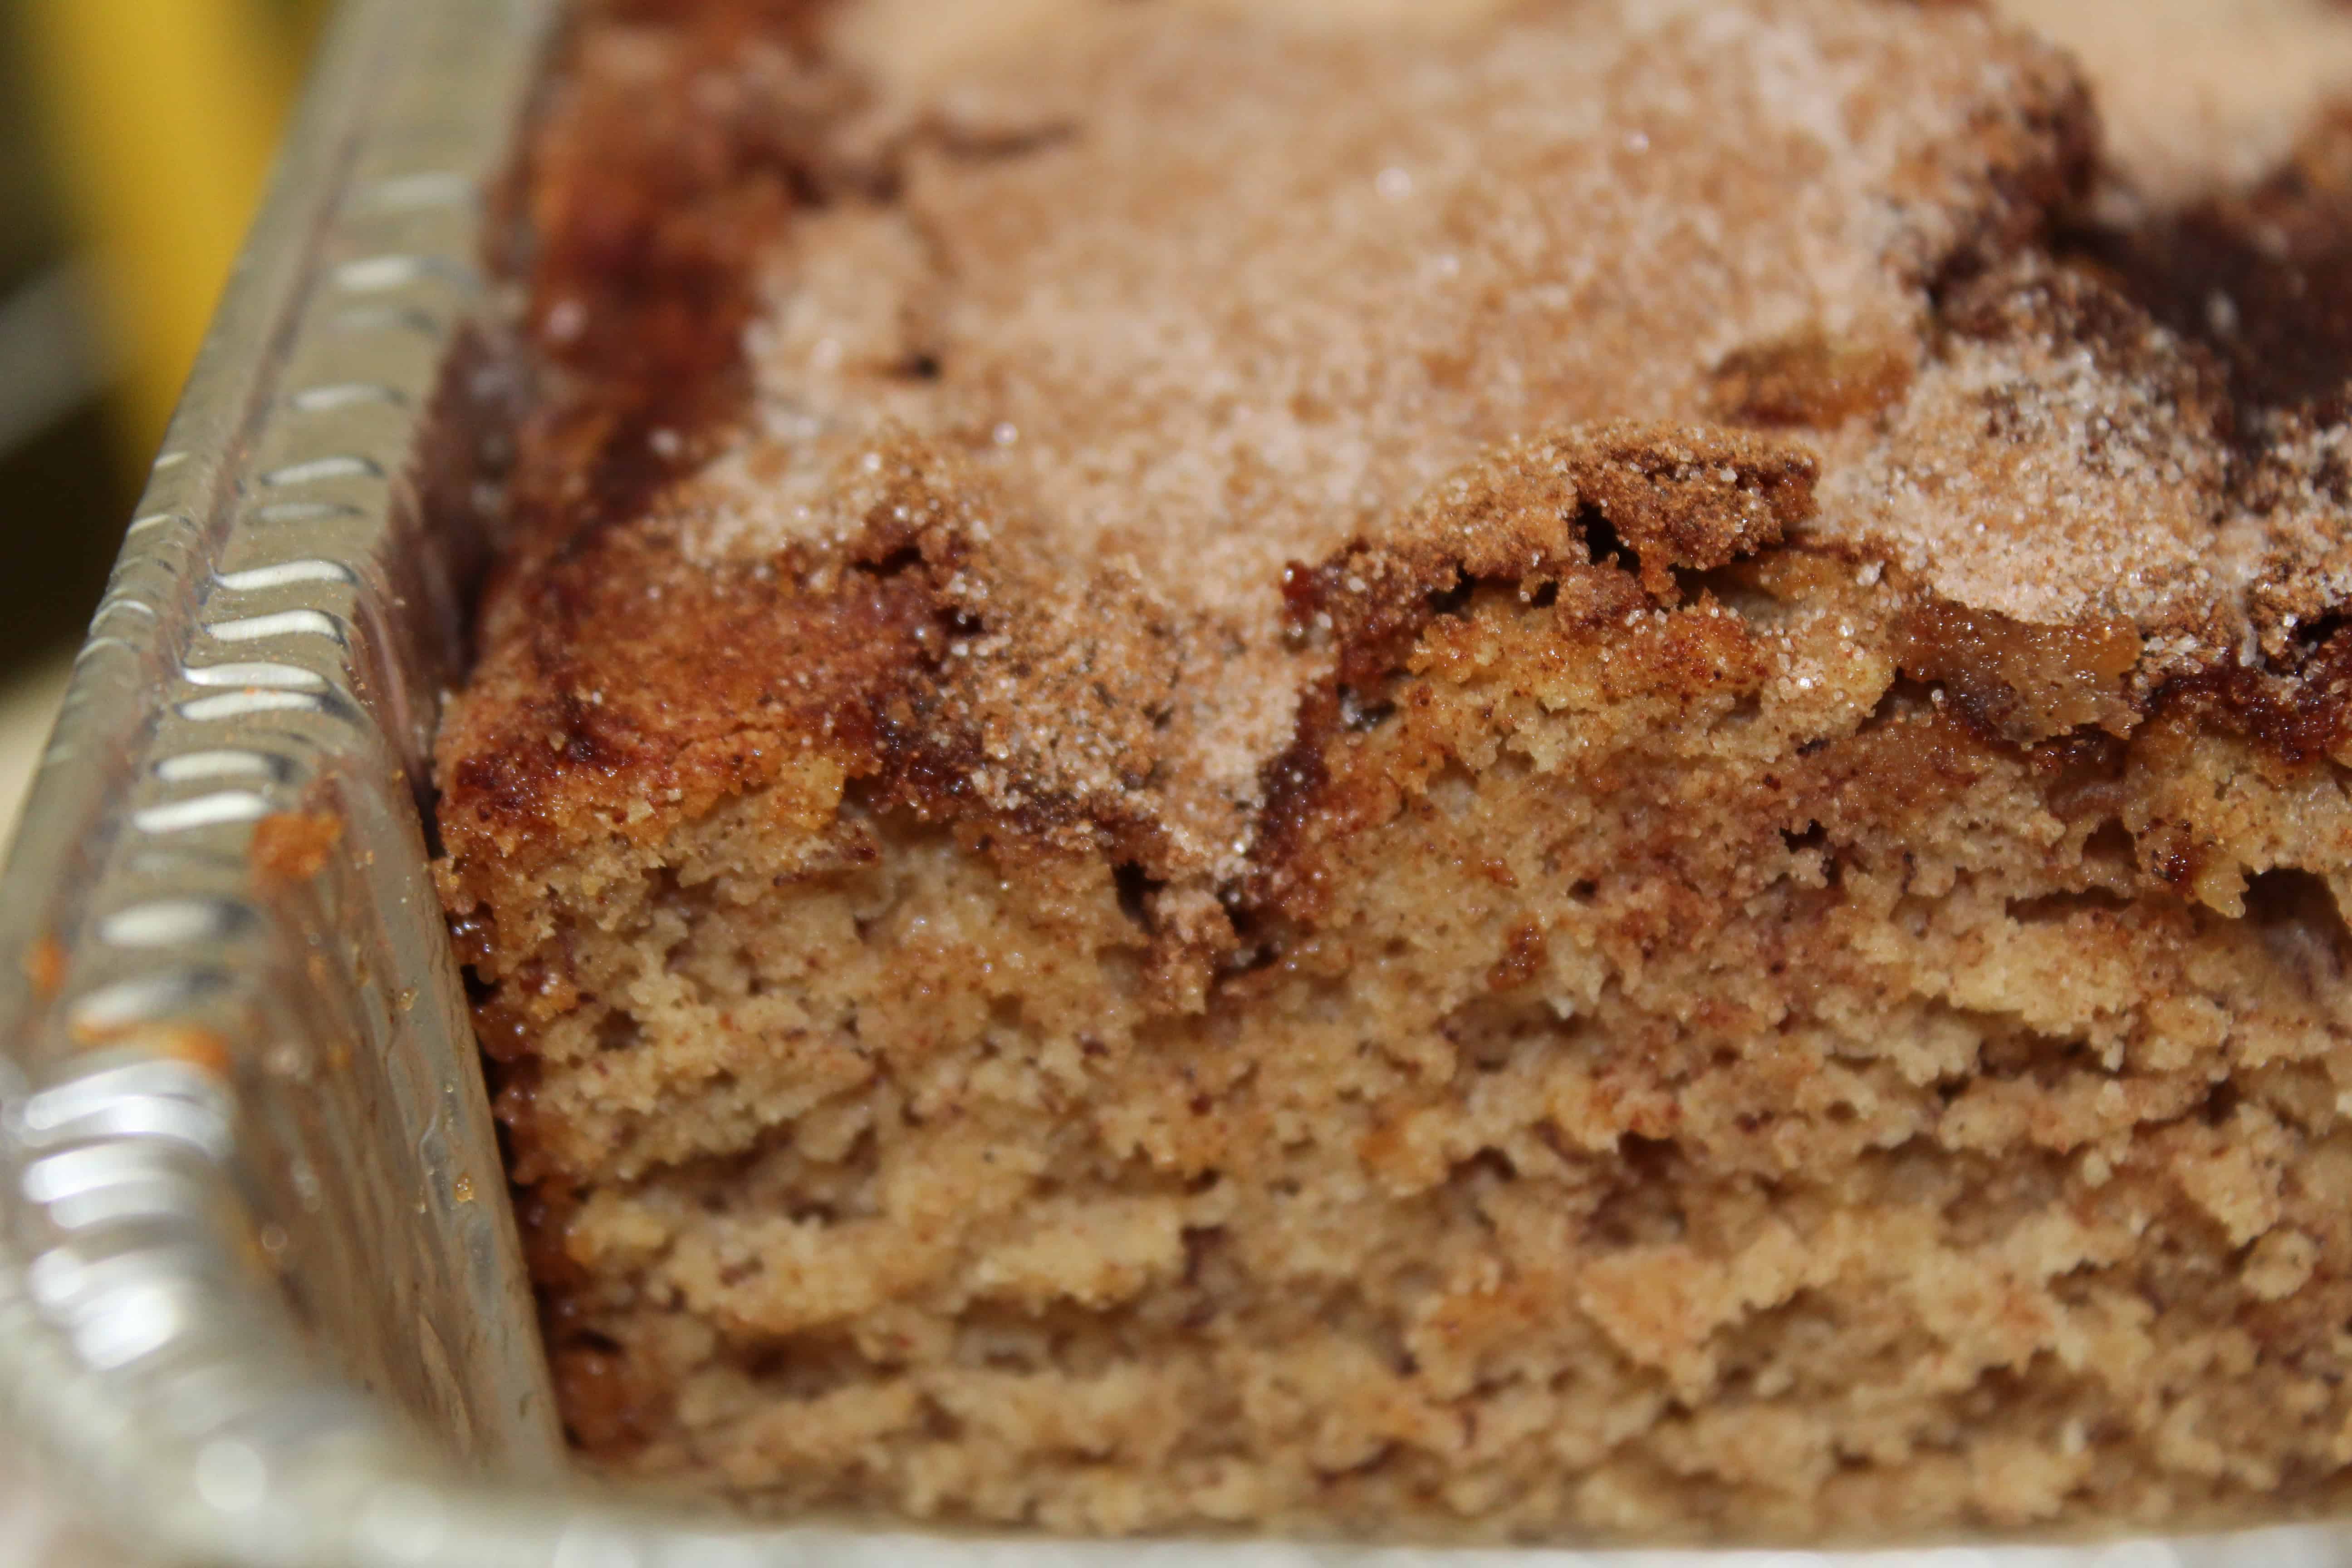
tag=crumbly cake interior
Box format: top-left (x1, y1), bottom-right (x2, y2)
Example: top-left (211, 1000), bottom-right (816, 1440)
top-left (437, 0), bottom-right (2352, 1541)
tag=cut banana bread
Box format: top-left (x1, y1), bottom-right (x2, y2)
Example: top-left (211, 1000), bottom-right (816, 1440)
top-left (436, 0), bottom-right (2352, 1541)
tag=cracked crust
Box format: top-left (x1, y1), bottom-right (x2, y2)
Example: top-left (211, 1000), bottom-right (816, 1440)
top-left (438, 0), bottom-right (2352, 1542)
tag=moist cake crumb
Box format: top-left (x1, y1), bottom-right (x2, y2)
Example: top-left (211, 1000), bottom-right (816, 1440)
top-left (438, 0), bottom-right (2352, 1541)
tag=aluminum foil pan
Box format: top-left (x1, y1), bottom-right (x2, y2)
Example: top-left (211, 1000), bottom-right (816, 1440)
top-left (0, 0), bottom-right (2347, 1563)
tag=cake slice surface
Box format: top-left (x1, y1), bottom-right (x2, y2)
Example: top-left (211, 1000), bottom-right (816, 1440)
top-left (437, 0), bottom-right (2352, 1540)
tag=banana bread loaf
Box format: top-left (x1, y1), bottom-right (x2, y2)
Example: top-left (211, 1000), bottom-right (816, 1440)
top-left (436, 0), bottom-right (2352, 1541)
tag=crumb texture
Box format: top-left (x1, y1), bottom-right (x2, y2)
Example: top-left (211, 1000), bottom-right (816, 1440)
top-left (438, 0), bottom-right (2352, 1543)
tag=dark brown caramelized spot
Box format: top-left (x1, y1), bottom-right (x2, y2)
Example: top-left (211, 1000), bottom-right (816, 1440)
top-left (1896, 600), bottom-right (2142, 745)
top-left (2064, 103), bottom-right (2352, 420)
top-left (1709, 327), bottom-right (1916, 430)
top-left (2157, 631), bottom-right (2352, 768)
top-left (1487, 918), bottom-right (1550, 992)
top-left (507, 0), bottom-right (850, 561)
top-left (552, 1339), bottom-right (670, 1457)
top-left (1285, 423), bottom-right (1818, 683)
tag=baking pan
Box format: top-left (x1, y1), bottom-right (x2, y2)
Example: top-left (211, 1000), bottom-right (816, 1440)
top-left (0, 0), bottom-right (2347, 1563)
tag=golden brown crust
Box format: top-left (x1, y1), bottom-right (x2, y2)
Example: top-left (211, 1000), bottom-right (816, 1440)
top-left (446, 0), bottom-right (2352, 935)
top-left (447, 0), bottom-right (2111, 914)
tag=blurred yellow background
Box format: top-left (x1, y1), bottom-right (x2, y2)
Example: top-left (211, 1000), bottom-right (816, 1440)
top-left (1, 0), bottom-right (323, 831)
